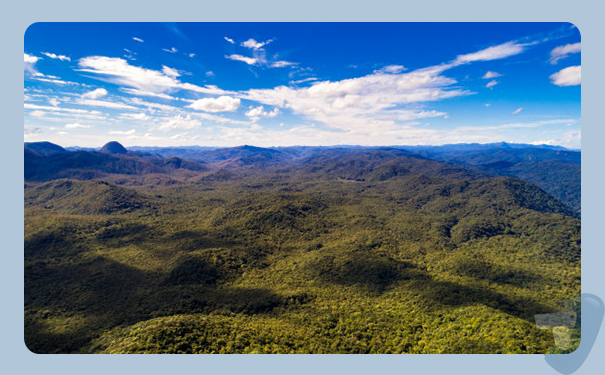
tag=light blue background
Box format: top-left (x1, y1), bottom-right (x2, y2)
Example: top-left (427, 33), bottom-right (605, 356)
top-left (1, 1), bottom-right (602, 374)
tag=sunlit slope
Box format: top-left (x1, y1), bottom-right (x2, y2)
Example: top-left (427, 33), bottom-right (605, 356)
top-left (24, 147), bottom-right (580, 354)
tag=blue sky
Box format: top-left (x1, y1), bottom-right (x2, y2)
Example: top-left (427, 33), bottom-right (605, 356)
top-left (24, 22), bottom-right (581, 148)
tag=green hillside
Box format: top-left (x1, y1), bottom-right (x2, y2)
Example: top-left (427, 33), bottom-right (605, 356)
top-left (24, 147), bottom-right (580, 354)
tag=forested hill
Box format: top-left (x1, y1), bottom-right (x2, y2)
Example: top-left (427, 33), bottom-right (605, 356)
top-left (25, 141), bottom-right (580, 212)
top-left (24, 141), bottom-right (580, 354)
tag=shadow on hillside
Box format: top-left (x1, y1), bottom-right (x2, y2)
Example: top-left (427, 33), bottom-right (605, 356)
top-left (25, 255), bottom-right (295, 353)
top-left (305, 252), bottom-right (428, 294)
top-left (305, 251), bottom-right (550, 321)
top-left (450, 259), bottom-right (542, 287)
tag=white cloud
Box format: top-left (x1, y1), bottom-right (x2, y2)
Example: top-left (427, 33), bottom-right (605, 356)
top-left (30, 110), bottom-right (46, 117)
top-left (188, 96), bottom-right (241, 113)
top-left (162, 47), bottom-right (178, 53)
top-left (120, 113), bottom-right (149, 120)
top-left (205, 71), bottom-right (215, 77)
top-left (78, 99), bottom-right (137, 110)
top-left (485, 80), bottom-right (498, 89)
top-left (455, 41), bottom-right (528, 64)
top-left (65, 123), bottom-right (92, 129)
top-left (531, 130), bottom-right (581, 149)
top-left (24, 53), bottom-right (40, 76)
top-left (24, 127), bottom-right (42, 136)
top-left (120, 88), bottom-right (180, 101)
top-left (241, 38), bottom-right (272, 50)
top-left (511, 107), bottom-right (523, 115)
top-left (241, 66), bottom-right (465, 133)
top-left (31, 77), bottom-right (80, 85)
top-left (482, 71), bottom-right (503, 79)
top-left (127, 97), bottom-right (180, 112)
top-left (245, 106), bottom-right (281, 118)
top-left (109, 129), bottom-right (136, 136)
top-left (24, 53), bottom-right (40, 64)
top-left (162, 65), bottom-right (180, 77)
top-left (158, 115), bottom-right (201, 131)
top-left (189, 53), bottom-right (195, 58)
top-left (83, 88), bottom-right (108, 99)
top-left (290, 77), bottom-right (318, 85)
top-left (225, 54), bottom-right (258, 65)
top-left (375, 65), bottom-right (406, 74)
top-left (48, 98), bottom-right (60, 107)
top-left (133, 37), bottom-right (144, 43)
top-left (78, 56), bottom-right (234, 96)
top-left (24, 103), bottom-right (102, 115)
top-left (271, 60), bottom-right (296, 68)
top-left (224, 36), bottom-right (235, 44)
top-left (550, 65), bottom-right (581, 86)
top-left (549, 42), bottom-right (581, 64)
top-left (41, 52), bottom-right (70, 61)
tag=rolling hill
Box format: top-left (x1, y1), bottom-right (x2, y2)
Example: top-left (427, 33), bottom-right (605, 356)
top-left (24, 141), bottom-right (581, 354)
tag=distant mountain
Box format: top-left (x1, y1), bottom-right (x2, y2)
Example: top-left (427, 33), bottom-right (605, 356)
top-left (24, 141), bottom-right (581, 211)
top-left (24, 141), bottom-right (67, 156)
top-left (25, 143), bottom-right (207, 182)
top-left (100, 141), bottom-right (128, 155)
top-left (296, 148), bottom-right (479, 182)
top-left (395, 145), bottom-right (581, 211)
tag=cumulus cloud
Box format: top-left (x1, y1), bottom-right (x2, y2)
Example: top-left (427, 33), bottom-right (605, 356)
top-left (224, 36), bottom-right (235, 44)
top-left (78, 56), bottom-right (233, 96)
top-left (531, 130), bottom-right (581, 149)
top-left (162, 65), bottom-right (180, 78)
top-left (550, 65), bottom-right (581, 86)
top-left (188, 96), bottom-right (241, 112)
top-left (24, 53), bottom-right (40, 64)
top-left (234, 40), bottom-right (534, 134)
top-left (158, 115), bottom-right (202, 131)
top-left (241, 38), bottom-right (272, 50)
top-left (245, 106), bottom-right (280, 119)
top-left (41, 52), bottom-right (70, 61)
top-left (240, 67), bottom-right (463, 133)
top-left (485, 80), bottom-right (498, 89)
top-left (482, 71), bottom-right (503, 79)
top-left (549, 42), bottom-right (581, 64)
top-left (24, 53), bottom-right (40, 76)
top-left (511, 107), bottom-right (523, 115)
top-left (83, 88), bottom-right (108, 99)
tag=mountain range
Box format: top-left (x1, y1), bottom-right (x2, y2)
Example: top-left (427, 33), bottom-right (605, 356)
top-left (24, 140), bottom-right (581, 354)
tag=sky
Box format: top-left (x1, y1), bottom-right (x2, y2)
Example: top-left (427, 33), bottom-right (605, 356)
top-left (24, 23), bottom-right (581, 149)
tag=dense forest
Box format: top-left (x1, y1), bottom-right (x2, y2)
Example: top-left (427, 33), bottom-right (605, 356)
top-left (24, 141), bottom-right (580, 354)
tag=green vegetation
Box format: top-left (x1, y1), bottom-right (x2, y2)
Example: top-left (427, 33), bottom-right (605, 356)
top-left (24, 145), bottom-right (580, 354)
